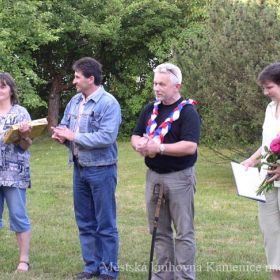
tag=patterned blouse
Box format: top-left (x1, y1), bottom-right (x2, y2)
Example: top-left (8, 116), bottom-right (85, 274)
top-left (0, 105), bottom-right (31, 189)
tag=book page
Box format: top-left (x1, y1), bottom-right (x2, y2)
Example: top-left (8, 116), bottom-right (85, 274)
top-left (231, 161), bottom-right (266, 202)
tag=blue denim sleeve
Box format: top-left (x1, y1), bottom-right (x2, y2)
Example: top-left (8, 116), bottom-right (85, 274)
top-left (74, 101), bottom-right (121, 148)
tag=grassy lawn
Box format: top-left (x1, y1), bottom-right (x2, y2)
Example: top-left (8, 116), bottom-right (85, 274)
top-left (0, 138), bottom-right (270, 279)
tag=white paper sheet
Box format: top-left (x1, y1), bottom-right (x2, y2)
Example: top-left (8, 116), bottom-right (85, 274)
top-left (231, 161), bottom-right (266, 202)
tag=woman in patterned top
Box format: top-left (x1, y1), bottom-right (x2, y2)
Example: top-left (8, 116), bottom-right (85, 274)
top-left (0, 72), bottom-right (32, 272)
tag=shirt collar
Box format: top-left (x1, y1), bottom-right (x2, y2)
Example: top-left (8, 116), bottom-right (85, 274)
top-left (76, 86), bottom-right (104, 104)
top-left (268, 101), bottom-right (277, 109)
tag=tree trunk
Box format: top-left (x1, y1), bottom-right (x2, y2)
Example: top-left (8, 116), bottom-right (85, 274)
top-left (47, 76), bottom-right (62, 133)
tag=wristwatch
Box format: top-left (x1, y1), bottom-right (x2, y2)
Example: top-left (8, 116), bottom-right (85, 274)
top-left (159, 144), bottom-right (165, 155)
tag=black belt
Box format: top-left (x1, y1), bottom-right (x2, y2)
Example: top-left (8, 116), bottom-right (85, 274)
top-left (150, 168), bottom-right (179, 174)
top-left (73, 155), bottom-right (81, 166)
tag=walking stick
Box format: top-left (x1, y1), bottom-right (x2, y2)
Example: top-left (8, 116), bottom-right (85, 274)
top-left (148, 183), bottom-right (164, 280)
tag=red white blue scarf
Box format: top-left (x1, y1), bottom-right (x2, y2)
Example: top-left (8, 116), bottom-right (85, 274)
top-left (146, 99), bottom-right (197, 144)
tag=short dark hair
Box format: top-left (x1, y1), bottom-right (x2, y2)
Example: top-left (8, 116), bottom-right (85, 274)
top-left (0, 72), bottom-right (19, 105)
top-left (258, 62), bottom-right (280, 86)
top-left (72, 57), bottom-right (102, 86)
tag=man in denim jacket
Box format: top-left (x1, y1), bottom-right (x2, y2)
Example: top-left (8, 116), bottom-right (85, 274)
top-left (52, 57), bottom-right (121, 280)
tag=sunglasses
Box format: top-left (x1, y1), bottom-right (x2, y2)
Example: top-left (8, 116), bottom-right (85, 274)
top-left (156, 66), bottom-right (179, 81)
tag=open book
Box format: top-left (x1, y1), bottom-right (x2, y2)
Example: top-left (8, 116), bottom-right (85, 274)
top-left (231, 161), bottom-right (266, 202)
top-left (3, 118), bottom-right (48, 144)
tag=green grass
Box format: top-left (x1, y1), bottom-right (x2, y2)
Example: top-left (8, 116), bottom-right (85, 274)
top-left (0, 138), bottom-right (270, 279)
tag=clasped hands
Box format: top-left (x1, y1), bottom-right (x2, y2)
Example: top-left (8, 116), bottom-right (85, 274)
top-left (51, 126), bottom-right (75, 143)
top-left (135, 135), bottom-right (160, 158)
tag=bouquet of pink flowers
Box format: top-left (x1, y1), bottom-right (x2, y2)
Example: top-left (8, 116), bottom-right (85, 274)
top-left (256, 135), bottom-right (280, 195)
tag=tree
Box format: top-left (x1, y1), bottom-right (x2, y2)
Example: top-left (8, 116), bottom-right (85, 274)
top-left (176, 0), bottom-right (280, 145)
top-left (0, 0), bottom-right (207, 136)
top-left (33, 0), bottom-right (207, 134)
top-left (0, 0), bottom-right (59, 109)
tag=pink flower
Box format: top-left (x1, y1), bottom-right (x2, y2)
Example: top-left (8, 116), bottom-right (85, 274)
top-left (257, 136), bottom-right (280, 195)
top-left (270, 136), bottom-right (280, 154)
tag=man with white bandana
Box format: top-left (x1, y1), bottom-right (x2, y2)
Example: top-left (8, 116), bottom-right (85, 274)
top-left (131, 63), bottom-right (201, 280)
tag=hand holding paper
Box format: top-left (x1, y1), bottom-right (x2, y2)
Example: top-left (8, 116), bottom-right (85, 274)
top-left (18, 122), bottom-right (32, 138)
top-left (231, 162), bottom-right (266, 202)
top-left (3, 118), bottom-right (48, 144)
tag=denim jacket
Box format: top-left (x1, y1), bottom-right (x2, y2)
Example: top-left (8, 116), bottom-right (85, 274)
top-left (60, 86), bottom-right (121, 167)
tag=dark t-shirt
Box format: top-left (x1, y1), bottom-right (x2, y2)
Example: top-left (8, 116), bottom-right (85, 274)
top-left (132, 97), bottom-right (201, 173)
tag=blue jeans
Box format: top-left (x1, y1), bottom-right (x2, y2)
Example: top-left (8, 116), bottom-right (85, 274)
top-left (73, 161), bottom-right (119, 278)
top-left (0, 186), bottom-right (31, 232)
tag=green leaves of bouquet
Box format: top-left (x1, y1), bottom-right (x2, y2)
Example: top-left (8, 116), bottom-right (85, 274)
top-left (256, 136), bottom-right (280, 196)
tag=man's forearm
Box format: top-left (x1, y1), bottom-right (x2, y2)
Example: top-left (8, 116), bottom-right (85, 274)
top-left (158, 141), bottom-right (197, 157)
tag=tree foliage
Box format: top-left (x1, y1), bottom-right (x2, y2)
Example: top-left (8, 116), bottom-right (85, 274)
top-left (31, 0), bottom-right (206, 135)
top-left (176, 0), bottom-right (280, 146)
top-left (0, 0), bottom-right (59, 108)
top-left (0, 0), bottom-right (207, 136)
